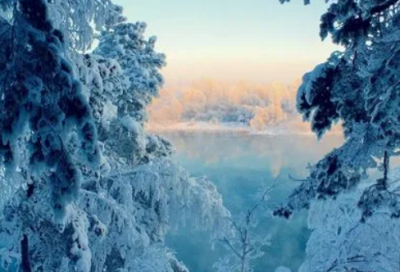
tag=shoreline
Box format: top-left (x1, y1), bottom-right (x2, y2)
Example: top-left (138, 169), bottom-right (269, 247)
top-left (146, 121), bottom-right (343, 136)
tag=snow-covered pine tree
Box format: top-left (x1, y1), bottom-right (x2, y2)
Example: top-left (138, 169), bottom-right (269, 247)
top-left (76, 19), bottom-right (230, 271)
top-left (93, 21), bottom-right (168, 166)
top-left (0, 0), bottom-right (102, 271)
top-left (0, 1), bottom-right (230, 271)
top-left (0, 0), bottom-right (101, 223)
top-left (272, 2), bottom-right (400, 272)
top-left (275, 0), bottom-right (400, 220)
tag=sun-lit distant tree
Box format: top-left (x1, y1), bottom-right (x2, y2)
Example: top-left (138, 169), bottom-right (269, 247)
top-left (148, 80), bottom-right (298, 129)
top-left (182, 88), bottom-right (207, 112)
top-left (148, 89), bottom-right (185, 125)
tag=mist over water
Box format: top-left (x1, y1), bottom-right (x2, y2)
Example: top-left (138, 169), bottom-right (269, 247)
top-left (161, 132), bottom-right (343, 272)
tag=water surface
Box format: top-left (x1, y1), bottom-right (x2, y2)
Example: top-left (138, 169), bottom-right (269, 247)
top-left (162, 132), bottom-right (343, 272)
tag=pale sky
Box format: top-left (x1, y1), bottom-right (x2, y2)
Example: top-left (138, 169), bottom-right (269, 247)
top-left (113, 0), bottom-right (339, 85)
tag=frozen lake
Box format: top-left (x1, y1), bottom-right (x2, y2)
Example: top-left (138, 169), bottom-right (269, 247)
top-left (161, 132), bottom-right (343, 272)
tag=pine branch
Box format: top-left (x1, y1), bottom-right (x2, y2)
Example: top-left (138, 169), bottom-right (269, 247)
top-left (370, 0), bottom-right (399, 15)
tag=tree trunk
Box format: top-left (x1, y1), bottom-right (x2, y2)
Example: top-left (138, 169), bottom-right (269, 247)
top-left (20, 234), bottom-right (32, 272)
top-left (383, 150), bottom-right (389, 189)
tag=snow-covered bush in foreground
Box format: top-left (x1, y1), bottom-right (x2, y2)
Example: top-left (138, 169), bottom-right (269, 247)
top-left (0, 159), bottom-right (229, 272)
top-left (300, 169), bottom-right (400, 272)
top-left (82, 159), bottom-right (229, 272)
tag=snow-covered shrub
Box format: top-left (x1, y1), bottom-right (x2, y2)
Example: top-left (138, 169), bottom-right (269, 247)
top-left (80, 159), bottom-right (229, 272)
top-left (214, 186), bottom-right (276, 272)
top-left (300, 169), bottom-right (400, 272)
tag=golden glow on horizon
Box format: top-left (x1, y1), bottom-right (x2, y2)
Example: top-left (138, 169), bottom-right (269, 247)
top-left (113, 0), bottom-right (342, 85)
top-left (162, 58), bottom-right (325, 86)
top-left (161, 42), bottom-right (339, 85)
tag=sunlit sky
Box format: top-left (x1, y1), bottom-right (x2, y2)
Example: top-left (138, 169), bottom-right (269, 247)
top-left (113, 0), bottom-right (339, 86)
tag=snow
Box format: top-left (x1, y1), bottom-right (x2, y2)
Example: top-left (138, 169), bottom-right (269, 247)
top-left (1, 0), bottom-right (399, 272)
top-left (120, 116), bottom-right (140, 132)
top-left (146, 119), bottom-right (343, 136)
top-left (275, 267), bottom-right (292, 272)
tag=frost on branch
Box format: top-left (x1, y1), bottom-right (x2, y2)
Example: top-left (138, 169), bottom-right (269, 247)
top-left (80, 159), bottom-right (229, 272)
top-left (0, 0), bottom-right (126, 51)
top-left (214, 185), bottom-right (277, 272)
top-left (0, 158), bottom-right (229, 272)
top-left (0, 186), bottom-right (93, 272)
top-left (48, 0), bottom-right (126, 50)
top-left (300, 171), bottom-right (400, 272)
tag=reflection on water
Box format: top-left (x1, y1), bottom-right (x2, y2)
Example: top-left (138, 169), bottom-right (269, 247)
top-left (162, 132), bottom-right (343, 272)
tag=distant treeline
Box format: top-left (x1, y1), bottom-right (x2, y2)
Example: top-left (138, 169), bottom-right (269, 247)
top-left (148, 79), bottom-right (300, 130)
